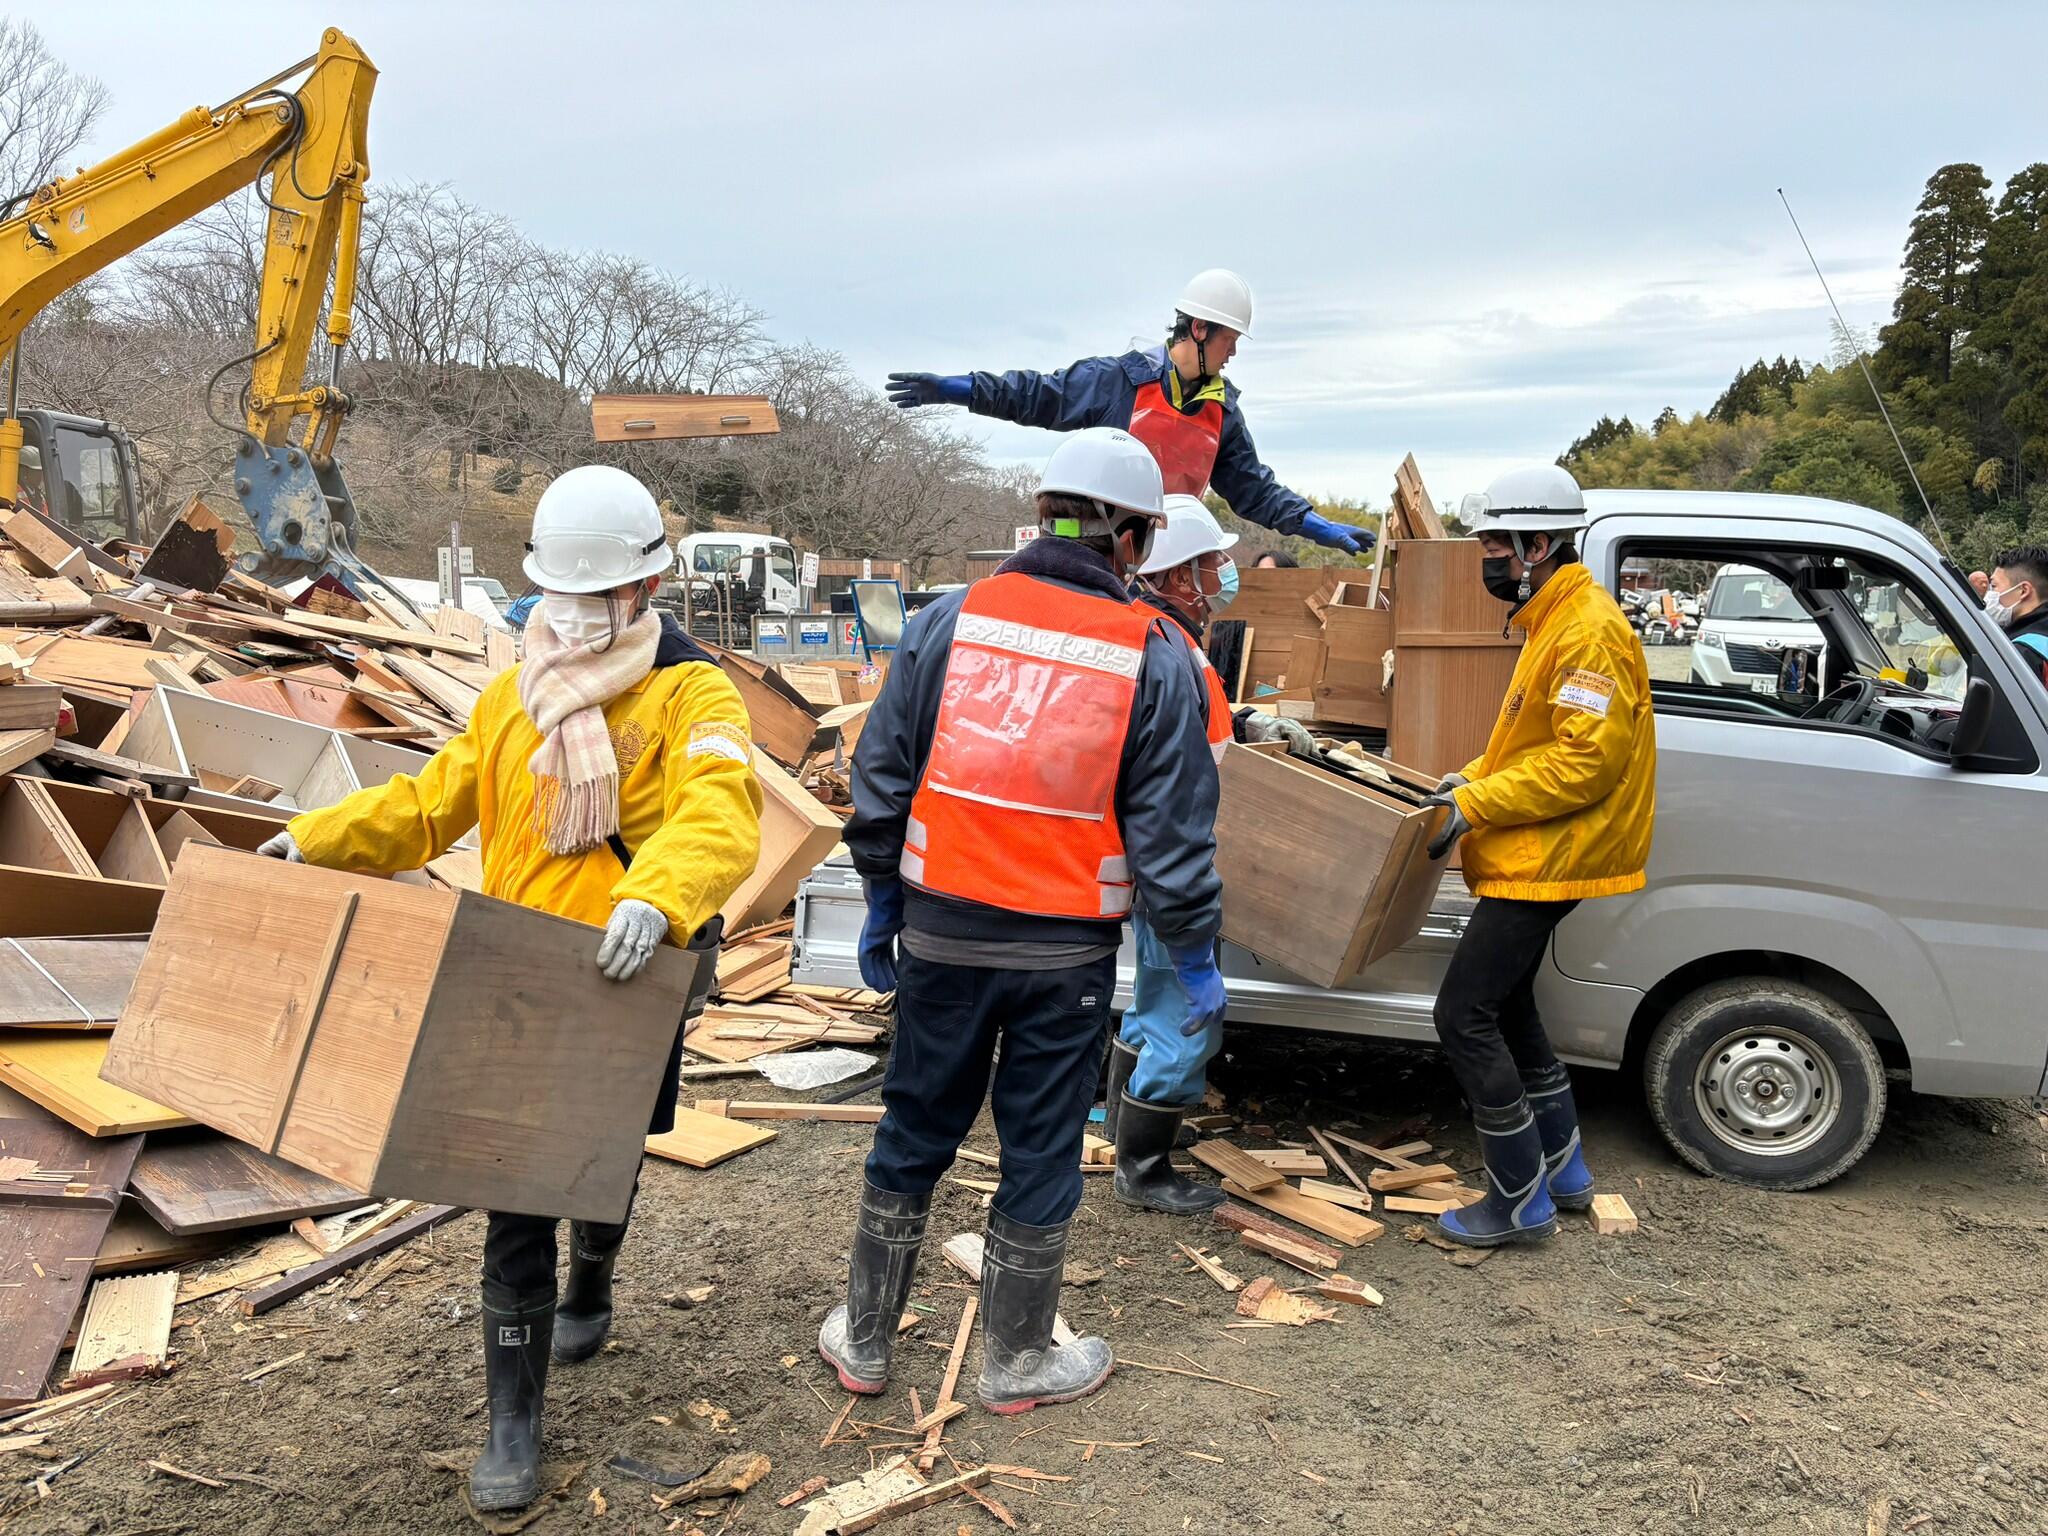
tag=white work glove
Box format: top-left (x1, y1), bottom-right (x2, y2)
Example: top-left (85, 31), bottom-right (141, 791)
top-left (1434, 772), bottom-right (1468, 794)
top-left (597, 899), bottom-right (668, 981)
top-left (1240, 710), bottom-right (1317, 759)
top-left (256, 830), bottom-right (303, 862)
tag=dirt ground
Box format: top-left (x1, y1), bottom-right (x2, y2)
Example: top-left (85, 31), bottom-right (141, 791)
top-left (8, 1026), bottom-right (2047, 1536)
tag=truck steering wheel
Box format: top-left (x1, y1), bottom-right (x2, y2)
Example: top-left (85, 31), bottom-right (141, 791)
top-left (1799, 675), bottom-right (1879, 725)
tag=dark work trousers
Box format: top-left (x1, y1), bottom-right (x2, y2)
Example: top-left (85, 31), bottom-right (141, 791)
top-left (1432, 897), bottom-right (1580, 1111)
top-left (483, 1178), bottom-right (641, 1295)
top-left (866, 950), bottom-right (1115, 1228)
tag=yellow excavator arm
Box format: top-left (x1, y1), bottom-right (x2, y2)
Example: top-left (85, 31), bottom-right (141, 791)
top-left (0, 28), bottom-right (385, 592)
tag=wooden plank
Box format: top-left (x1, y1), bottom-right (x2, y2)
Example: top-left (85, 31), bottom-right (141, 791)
top-left (1174, 1240), bottom-right (1243, 1292)
top-left (1297, 1178), bottom-right (1374, 1213)
top-left (1245, 1149), bottom-right (1326, 1177)
top-left (93, 800), bottom-right (169, 886)
top-left (237, 1204), bottom-right (463, 1316)
top-left (102, 847), bottom-right (697, 1224)
top-left (1382, 1194), bottom-right (1460, 1215)
top-left (1220, 1179), bottom-right (1385, 1247)
top-left (1212, 1201), bottom-right (1343, 1264)
top-left (0, 864), bottom-right (162, 938)
top-left (1318, 1275), bottom-right (1385, 1308)
top-left (0, 1035), bottom-right (189, 1135)
top-left (0, 683), bottom-right (61, 730)
top-left (0, 1118), bottom-right (142, 1408)
top-left (828, 1466), bottom-right (990, 1534)
top-left (1235, 1228), bottom-right (1339, 1275)
top-left (379, 653), bottom-right (482, 723)
top-left (1392, 454), bottom-right (1448, 540)
top-left (93, 1204), bottom-right (231, 1276)
top-left (592, 393), bottom-right (780, 443)
top-left (172, 1232), bottom-right (322, 1305)
top-left (0, 728), bottom-right (53, 776)
top-left (714, 1101), bottom-right (883, 1123)
top-left (919, 1297), bottom-right (977, 1471)
top-left (644, 1108), bottom-right (778, 1170)
top-left (0, 938), bottom-right (147, 1028)
top-left (1322, 1131), bottom-right (1428, 1170)
top-left (150, 809), bottom-right (221, 869)
top-left (1188, 1139), bottom-right (1281, 1192)
top-left (1367, 1163), bottom-right (1457, 1193)
top-left (0, 779), bottom-right (95, 874)
top-left (1307, 1126), bottom-right (1371, 1196)
top-left (719, 747), bottom-right (845, 929)
top-left (67, 1268), bottom-right (176, 1381)
top-left (128, 1131), bottom-right (365, 1236)
top-left (1590, 1193), bottom-right (1638, 1236)
top-left (190, 601), bottom-right (486, 659)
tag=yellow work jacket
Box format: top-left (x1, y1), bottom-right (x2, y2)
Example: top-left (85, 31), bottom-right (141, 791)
top-left (1453, 562), bottom-right (1656, 902)
top-left (291, 658), bottom-right (764, 944)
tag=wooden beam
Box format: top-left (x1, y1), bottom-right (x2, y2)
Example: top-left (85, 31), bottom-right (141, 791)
top-left (237, 1205), bottom-right (463, 1316)
top-left (1188, 1140), bottom-right (1281, 1192)
top-left (1367, 1163), bottom-right (1457, 1193)
top-left (1220, 1180), bottom-right (1385, 1247)
top-left (714, 1101), bottom-right (883, 1123)
top-left (591, 394), bottom-right (781, 443)
top-left (1235, 1228), bottom-right (1338, 1275)
top-left (1590, 1193), bottom-right (1638, 1235)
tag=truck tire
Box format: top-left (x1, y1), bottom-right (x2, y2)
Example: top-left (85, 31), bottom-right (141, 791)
top-left (1643, 979), bottom-right (1886, 1191)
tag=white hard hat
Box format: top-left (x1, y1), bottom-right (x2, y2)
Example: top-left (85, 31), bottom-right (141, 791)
top-left (523, 465), bottom-right (674, 593)
top-left (1176, 268), bottom-right (1254, 337)
top-left (1037, 427), bottom-right (1166, 526)
top-left (1139, 493), bottom-right (1238, 575)
top-left (1459, 464), bottom-right (1588, 537)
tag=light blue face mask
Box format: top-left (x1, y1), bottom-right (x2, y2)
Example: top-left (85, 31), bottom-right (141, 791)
top-left (1209, 558), bottom-right (1240, 609)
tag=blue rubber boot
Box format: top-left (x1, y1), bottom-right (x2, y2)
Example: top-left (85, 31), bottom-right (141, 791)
top-left (1438, 1098), bottom-right (1558, 1248)
top-left (1524, 1063), bottom-right (1595, 1211)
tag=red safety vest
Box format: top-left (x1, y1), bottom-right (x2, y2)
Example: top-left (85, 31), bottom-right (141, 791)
top-left (1126, 377), bottom-right (1224, 497)
top-left (1180, 627), bottom-right (1234, 764)
top-left (903, 573), bottom-right (1155, 921)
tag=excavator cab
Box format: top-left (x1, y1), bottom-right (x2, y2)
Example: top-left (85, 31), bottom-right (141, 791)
top-left (13, 411), bottom-right (143, 542)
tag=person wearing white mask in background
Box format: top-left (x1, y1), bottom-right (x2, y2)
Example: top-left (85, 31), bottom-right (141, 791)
top-left (1979, 545), bottom-right (2048, 691)
top-left (256, 466), bottom-right (763, 1513)
top-left (1104, 494), bottom-right (1316, 1215)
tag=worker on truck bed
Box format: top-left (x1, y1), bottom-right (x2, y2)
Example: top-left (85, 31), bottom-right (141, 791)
top-left (1108, 493), bottom-right (1315, 1215)
top-left (1982, 544), bottom-right (2048, 689)
top-left (258, 466), bottom-right (763, 1514)
top-left (1419, 464), bottom-right (1656, 1248)
top-left (886, 269), bottom-right (1377, 556)
top-left (824, 427), bottom-right (1225, 1414)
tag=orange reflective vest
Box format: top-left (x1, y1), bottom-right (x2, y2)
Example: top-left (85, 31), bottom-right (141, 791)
top-left (903, 573), bottom-right (1155, 921)
top-left (1126, 378), bottom-right (1224, 497)
top-left (1158, 612), bottom-right (1233, 764)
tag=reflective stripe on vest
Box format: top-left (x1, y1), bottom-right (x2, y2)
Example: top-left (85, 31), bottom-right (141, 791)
top-left (1166, 620), bottom-right (1235, 764)
top-left (1126, 378), bottom-right (1224, 497)
top-left (905, 573), bottom-right (1153, 921)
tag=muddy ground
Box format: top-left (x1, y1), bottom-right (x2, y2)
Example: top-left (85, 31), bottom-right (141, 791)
top-left (7, 1027), bottom-right (2047, 1536)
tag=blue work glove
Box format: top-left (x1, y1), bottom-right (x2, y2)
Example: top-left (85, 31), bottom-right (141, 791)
top-left (859, 877), bottom-right (905, 992)
top-left (1168, 942), bottom-right (1229, 1037)
top-left (1424, 791), bottom-right (1471, 860)
top-left (1300, 512), bottom-right (1377, 556)
top-left (885, 372), bottom-right (972, 411)
top-left (597, 899), bottom-right (669, 981)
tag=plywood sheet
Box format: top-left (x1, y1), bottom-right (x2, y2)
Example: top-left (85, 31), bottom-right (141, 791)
top-left (129, 1130), bottom-right (365, 1235)
top-left (0, 1034), bottom-right (189, 1135)
top-left (0, 938), bottom-right (147, 1028)
top-left (645, 1108), bottom-right (777, 1169)
top-left (0, 1117), bottom-right (142, 1408)
top-left (93, 1204), bottom-right (231, 1276)
top-left (720, 747), bottom-right (844, 930)
top-left (68, 1268), bottom-right (176, 1379)
top-left (93, 802), bottom-right (168, 886)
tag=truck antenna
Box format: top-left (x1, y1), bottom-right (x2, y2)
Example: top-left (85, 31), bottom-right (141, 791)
top-left (1777, 188), bottom-right (1955, 561)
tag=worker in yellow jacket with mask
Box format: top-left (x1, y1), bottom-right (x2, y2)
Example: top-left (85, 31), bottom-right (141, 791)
top-left (1420, 464), bottom-right (1655, 1249)
top-left (257, 466), bottom-right (762, 1514)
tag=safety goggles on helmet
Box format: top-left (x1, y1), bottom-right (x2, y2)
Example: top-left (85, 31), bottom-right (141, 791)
top-left (524, 528), bottom-right (669, 589)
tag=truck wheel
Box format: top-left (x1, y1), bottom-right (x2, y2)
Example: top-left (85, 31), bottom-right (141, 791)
top-left (1643, 979), bottom-right (1886, 1191)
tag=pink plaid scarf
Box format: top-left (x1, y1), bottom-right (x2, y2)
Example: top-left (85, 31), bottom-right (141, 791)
top-left (518, 599), bottom-right (660, 855)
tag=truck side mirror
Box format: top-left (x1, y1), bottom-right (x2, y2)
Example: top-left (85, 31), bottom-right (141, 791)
top-left (1949, 677), bottom-right (1994, 761)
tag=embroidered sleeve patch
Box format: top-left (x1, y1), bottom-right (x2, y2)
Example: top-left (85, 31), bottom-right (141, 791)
top-left (688, 721), bottom-right (751, 764)
top-left (1555, 668), bottom-right (1616, 717)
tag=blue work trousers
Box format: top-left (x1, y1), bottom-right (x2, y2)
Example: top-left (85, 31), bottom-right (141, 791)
top-left (1116, 910), bottom-right (1219, 1107)
top-left (866, 949), bottom-right (1113, 1227)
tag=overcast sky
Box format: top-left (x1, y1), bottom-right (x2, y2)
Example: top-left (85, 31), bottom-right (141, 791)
top-left (38, 2), bottom-right (2048, 509)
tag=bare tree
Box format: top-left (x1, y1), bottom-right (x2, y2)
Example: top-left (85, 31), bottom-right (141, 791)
top-left (0, 20), bottom-right (108, 211)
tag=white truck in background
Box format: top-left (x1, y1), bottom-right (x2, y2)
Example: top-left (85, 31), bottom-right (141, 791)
top-left (675, 532), bottom-right (802, 616)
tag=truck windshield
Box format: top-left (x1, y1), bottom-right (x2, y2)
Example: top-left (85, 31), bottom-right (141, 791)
top-left (1706, 571), bottom-right (1802, 621)
top-left (770, 544), bottom-right (796, 590)
top-left (693, 543), bottom-right (741, 574)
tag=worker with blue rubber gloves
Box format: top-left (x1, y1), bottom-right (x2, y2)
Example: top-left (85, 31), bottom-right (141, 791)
top-left (1104, 494), bottom-right (1315, 1214)
top-left (1419, 465), bottom-right (1655, 1249)
top-left (823, 428), bottom-right (1225, 1416)
top-left (887, 270), bottom-right (1376, 556)
top-left (260, 468), bottom-right (763, 1513)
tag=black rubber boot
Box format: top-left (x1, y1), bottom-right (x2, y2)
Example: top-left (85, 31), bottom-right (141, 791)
top-left (551, 1222), bottom-right (624, 1364)
top-left (978, 1209), bottom-right (1113, 1414)
top-left (1112, 1092), bottom-right (1225, 1215)
top-left (817, 1183), bottom-right (930, 1394)
top-left (1100, 1038), bottom-right (1139, 1140)
top-left (470, 1280), bottom-right (553, 1513)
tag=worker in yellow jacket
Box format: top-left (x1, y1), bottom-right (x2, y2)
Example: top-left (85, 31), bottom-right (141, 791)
top-left (1421, 464), bottom-right (1655, 1248)
top-left (257, 466), bottom-right (762, 1513)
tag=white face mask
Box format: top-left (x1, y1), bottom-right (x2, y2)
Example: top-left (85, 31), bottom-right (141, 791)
top-left (1985, 583), bottom-right (2025, 629)
top-left (544, 593), bottom-right (621, 649)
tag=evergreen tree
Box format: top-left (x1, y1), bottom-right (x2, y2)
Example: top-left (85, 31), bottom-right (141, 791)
top-left (1876, 163), bottom-right (1993, 386)
top-left (1708, 355), bottom-right (1807, 422)
top-left (1558, 414), bottom-right (1637, 469)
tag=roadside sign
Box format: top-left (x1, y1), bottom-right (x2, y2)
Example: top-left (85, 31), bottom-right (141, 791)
top-left (800, 551), bottom-right (819, 588)
top-left (1015, 525), bottom-right (1039, 549)
top-left (799, 619), bottom-right (831, 646)
top-left (862, 558), bottom-right (873, 580)
top-left (842, 618), bottom-right (859, 646)
top-left (435, 545), bottom-right (475, 604)
top-left (759, 620), bottom-right (789, 645)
